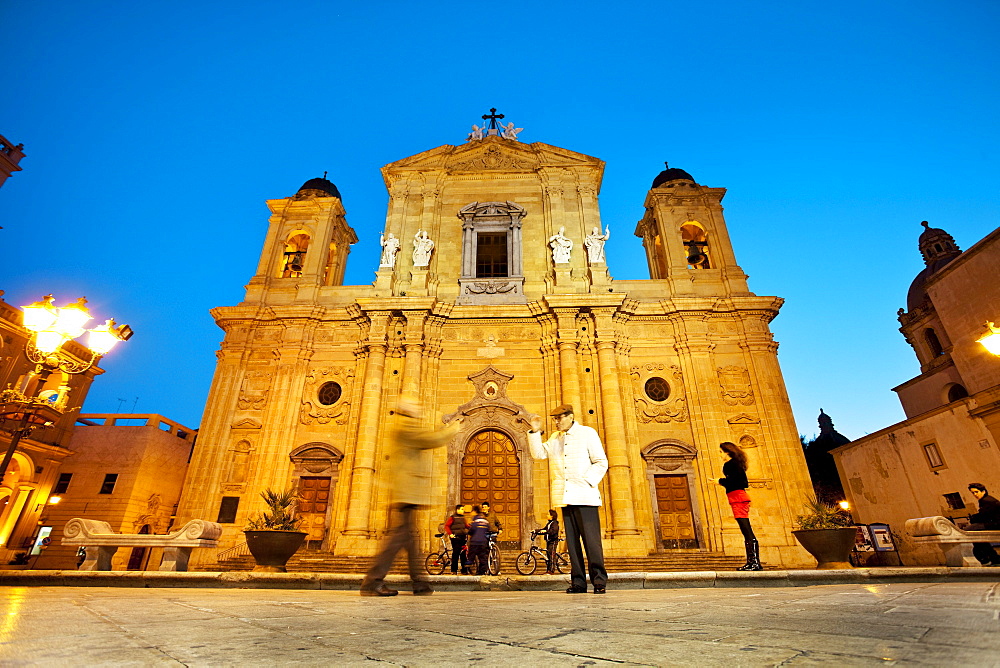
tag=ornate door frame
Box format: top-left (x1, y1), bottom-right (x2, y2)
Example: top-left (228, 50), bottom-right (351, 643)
top-left (641, 440), bottom-right (703, 551)
top-left (289, 442), bottom-right (344, 551)
top-left (443, 366), bottom-right (535, 550)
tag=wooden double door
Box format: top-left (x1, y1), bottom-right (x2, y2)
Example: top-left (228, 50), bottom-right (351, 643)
top-left (653, 474), bottom-right (697, 549)
top-left (298, 476), bottom-right (331, 542)
top-left (460, 429), bottom-right (521, 543)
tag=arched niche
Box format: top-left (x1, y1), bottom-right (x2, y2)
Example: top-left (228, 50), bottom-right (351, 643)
top-left (680, 221), bottom-right (711, 269)
top-left (280, 229), bottom-right (312, 278)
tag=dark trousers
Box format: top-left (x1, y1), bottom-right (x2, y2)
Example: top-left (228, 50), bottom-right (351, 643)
top-left (450, 535), bottom-right (467, 573)
top-left (545, 539), bottom-right (559, 572)
top-left (967, 524), bottom-right (1000, 565)
top-left (467, 543), bottom-right (488, 574)
top-left (362, 503), bottom-right (426, 588)
top-left (562, 505), bottom-right (606, 589)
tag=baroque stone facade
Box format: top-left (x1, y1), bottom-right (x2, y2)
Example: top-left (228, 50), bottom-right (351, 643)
top-left (176, 132), bottom-right (814, 568)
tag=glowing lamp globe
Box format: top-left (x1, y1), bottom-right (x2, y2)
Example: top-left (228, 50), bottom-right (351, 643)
top-left (978, 322), bottom-right (1000, 357)
top-left (33, 330), bottom-right (70, 354)
top-left (20, 296), bottom-right (59, 332)
top-left (54, 298), bottom-right (93, 339)
top-left (87, 320), bottom-right (123, 355)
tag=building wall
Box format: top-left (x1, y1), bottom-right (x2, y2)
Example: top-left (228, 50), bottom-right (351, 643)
top-left (832, 401), bottom-right (998, 565)
top-left (33, 414), bottom-right (195, 570)
top-left (176, 135), bottom-right (815, 569)
top-left (0, 296), bottom-right (102, 563)
top-left (834, 224), bottom-right (1000, 565)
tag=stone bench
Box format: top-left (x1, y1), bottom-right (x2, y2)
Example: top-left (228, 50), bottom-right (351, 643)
top-left (62, 518), bottom-right (222, 571)
top-left (904, 516), bottom-right (1000, 567)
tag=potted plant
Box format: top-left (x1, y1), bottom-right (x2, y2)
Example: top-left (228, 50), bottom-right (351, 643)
top-left (791, 498), bottom-right (857, 569)
top-left (243, 488), bottom-right (307, 572)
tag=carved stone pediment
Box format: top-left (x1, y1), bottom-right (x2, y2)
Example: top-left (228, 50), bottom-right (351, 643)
top-left (443, 366), bottom-right (532, 427)
top-left (448, 143), bottom-right (538, 172)
top-left (231, 418), bottom-right (262, 429)
top-left (727, 413), bottom-right (759, 424)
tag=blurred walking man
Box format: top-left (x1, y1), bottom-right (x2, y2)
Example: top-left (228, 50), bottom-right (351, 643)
top-left (360, 398), bottom-right (463, 596)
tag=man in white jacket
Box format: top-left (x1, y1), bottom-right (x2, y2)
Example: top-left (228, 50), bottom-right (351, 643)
top-left (527, 404), bottom-right (609, 593)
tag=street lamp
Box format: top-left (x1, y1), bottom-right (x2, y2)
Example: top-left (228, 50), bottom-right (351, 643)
top-left (977, 322), bottom-right (1000, 357)
top-left (0, 295), bottom-right (133, 482)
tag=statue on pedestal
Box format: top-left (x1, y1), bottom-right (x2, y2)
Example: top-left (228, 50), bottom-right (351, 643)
top-left (548, 227), bottom-right (573, 264)
top-left (380, 232), bottom-right (400, 268)
top-left (412, 230), bottom-right (435, 267)
top-left (584, 226), bottom-right (611, 264)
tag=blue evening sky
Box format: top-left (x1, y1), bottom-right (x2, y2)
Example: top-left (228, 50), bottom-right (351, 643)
top-left (2, 1), bottom-right (998, 441)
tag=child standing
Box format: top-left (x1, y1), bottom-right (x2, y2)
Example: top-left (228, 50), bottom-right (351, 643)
top-left (466, 505), bottom-right (491, 575)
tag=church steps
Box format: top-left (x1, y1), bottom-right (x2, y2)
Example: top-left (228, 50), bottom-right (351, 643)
top-left (215, 550), bottom-right (755, 574)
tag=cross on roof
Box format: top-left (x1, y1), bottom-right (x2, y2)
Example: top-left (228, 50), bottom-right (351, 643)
top-left (482, 108), bottom-right (505, 131)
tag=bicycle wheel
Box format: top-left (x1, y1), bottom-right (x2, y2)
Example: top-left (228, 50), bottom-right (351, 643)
top-left (424, 552), bottom-right (447, 575)
top-left (514, 551), bottom-right (537, 575)
top-left (488, 545), bottom-right (501, 575)
top-left (555, 552), bottom-right (570, 574)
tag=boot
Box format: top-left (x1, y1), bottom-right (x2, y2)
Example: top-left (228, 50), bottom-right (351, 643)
top-left (737, 539), bottom-right (763, 571)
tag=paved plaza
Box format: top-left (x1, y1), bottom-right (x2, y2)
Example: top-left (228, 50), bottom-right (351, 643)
top-left (0, 581), bottom-right (998, 666)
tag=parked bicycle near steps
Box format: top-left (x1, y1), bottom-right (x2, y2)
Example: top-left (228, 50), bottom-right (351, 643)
top-left (515, 529), bottom-right (570, 575)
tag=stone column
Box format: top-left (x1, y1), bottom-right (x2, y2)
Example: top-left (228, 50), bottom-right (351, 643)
top-left (342, 312), bottom-right (390, 538)
top-left (553, 309), bottom-right (581, 410)
top-left (594, 333), bottom-right (639, 536)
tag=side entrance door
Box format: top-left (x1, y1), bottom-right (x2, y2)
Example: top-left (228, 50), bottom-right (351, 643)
top-left (653, 474), bottom-right (697, 549)
top-left (298, 476), bottom-right (331, 544)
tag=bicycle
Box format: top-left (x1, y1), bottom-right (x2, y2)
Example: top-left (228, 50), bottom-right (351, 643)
top-left (515, 529), bottom-right (570, 575)
top-left (425, 533), bottom-right (455, 575)
top-left (487, 531), bottom-right (501, 576)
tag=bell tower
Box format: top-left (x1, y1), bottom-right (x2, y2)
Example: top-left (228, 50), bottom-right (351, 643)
top-left (245, 175), bottom-right (358, 304)
top-left (634, 164), bottom-right (750, 297)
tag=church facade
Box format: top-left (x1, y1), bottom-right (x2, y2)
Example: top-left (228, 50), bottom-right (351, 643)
top-left (176, 120), bottom-right (814, 568)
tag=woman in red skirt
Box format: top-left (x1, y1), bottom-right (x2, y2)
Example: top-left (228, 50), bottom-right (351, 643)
top-left (717, 441), bottom-right (762, 571)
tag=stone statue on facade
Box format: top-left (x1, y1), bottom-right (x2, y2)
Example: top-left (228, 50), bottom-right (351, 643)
top-left (501, 122), bottom-right (523, 141)
top-left (412, 229), bottom-right (435, 267)
top-left (380, 232), bottom-right (400, 268)
top-left (548, 226), bottom-right (573, 264)
top-left (584, 225), bottom-right (611, 263)
top-left (467, 124), bottom-right (484, 141)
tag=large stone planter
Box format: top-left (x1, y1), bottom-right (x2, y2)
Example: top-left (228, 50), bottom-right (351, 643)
top-left (792, 527), bottom-right (857, 569)
top-left (244, 530), bottom-right (307, 573)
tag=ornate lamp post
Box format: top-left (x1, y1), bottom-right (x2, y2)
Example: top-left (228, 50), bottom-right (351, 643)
top-left (977, 322), bottom-right (1000, 357)
top-left (0, 295), bottom-right (133, 481)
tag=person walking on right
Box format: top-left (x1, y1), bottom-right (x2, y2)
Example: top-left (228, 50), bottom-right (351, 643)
top-left (966, 482), bottom-right (1000, 566)
top-left (715, 441), bottom-right (763, 571)
top-left (543, 508), bottom-right (560, 575)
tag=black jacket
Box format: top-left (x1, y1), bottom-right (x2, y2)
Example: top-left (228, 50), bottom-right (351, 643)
top-left (970, 494), bottom-right (1000, 530)
top-left (719, 459), bottom-right (749, 494)
top-left (544, 517), bottom-right (560, 542)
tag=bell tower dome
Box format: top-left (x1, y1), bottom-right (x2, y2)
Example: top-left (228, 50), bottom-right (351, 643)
top-left (634, 163), bottom-right (750, 297)
top-left (245, 174), bottom-right (358, 304)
